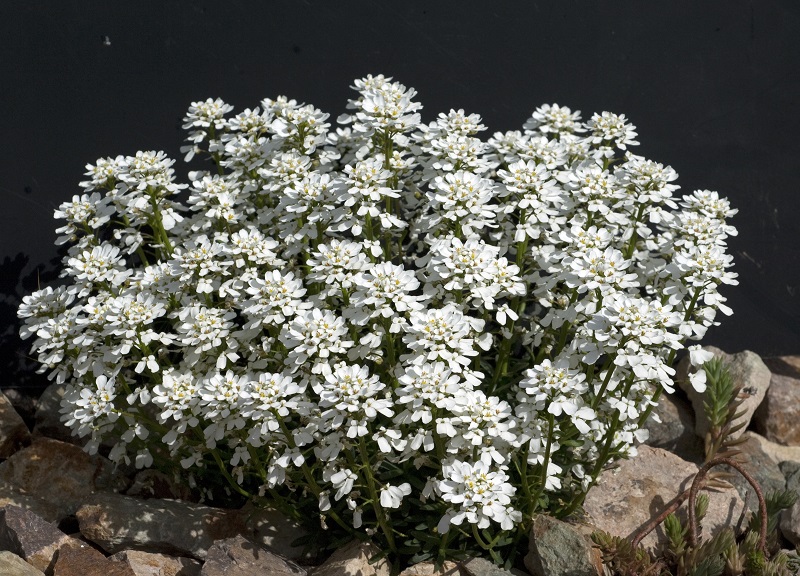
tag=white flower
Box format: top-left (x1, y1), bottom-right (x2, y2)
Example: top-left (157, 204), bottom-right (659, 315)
top-left (380, 483), bottom-right (411, 509)
top-left (524, 104), bottom-right (584, 135)
top-left (330, 468), bottom-right (358, 501)
top-left (280, 308), bottom-right (353, 367)
top-left (66, 243), bottom-right (130, 291)
top-left (437, 460), bottom-right (521, 533)
top-left (403, 305), bottom-right (482, 372)
top-left (586, 111), bottom-right (639, 149)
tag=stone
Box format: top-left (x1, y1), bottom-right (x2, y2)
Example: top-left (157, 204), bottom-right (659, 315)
top-left (0, 550), bottom-right (46, 576)
top-left (125, 469), bottom-right (194, 502)
top-left (76, 492), bottom-right (248, 559)
top-left (239, 501), bottom-right (310, 561)
top-left (743, 432), bottom-right (800, 468)
top-left (763, 355), bottom-right (800, 379)
top-left (200, 535), bottom-right (305, 576)
top-left (779, 466), bottom-right (800, 546)
top-left (460, 557), bottom-right (518, 576)
top-left (583, 445), bottom-right (745, 554)
top-left (32, 383), bottom-right (78, 445)
top-left (752, 373), bottom-right (800, 446)
top-left (0, 438), bottom-right (128, 521)
top-left (398, 560), bottom-right (460, 575)
top-left (311, 540), bottom-right (390, 576)
top-left (0, 483), bottom-right (63, 523)
top-left (0, 390), bottom-right (31, 459)
top-left (0, 505), bottom-right (76, 574)
top-left (109, 550), bottom-right (202, 576)
top-left (642, 389), bottom-right (703, 462)
top-left (1, 388), bottom-right (40, 429)
top-left (677, 347), bottom-right (770, 442)
top-left (52, 543), bottom-right (136, 576)
top-left (722, 432), bottom-right (787, 502)
top-left (525, 514), bottom-right (602, 576)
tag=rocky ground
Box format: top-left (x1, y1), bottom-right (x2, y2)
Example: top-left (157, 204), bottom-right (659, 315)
top-left (1, 347), bottom-right (799, 576)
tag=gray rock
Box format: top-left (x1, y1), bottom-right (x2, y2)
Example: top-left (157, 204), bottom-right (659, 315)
top-left (398, 560), bottom-right (460, 575)
top-left (583, 445), bottom-right (745, 555)
top-left (780, 461), bottom-right (800, 481)
top-left (109, 549), bottom-right (202, 576)
top-left (32, 383), bottom-right (79, 445)
top-left (677, 347), bottom-right (771, 442)
top-left (76, 492), bottom-right (249, 560)
top-left (643, 388), bottom-right (703, 462)
top-left (0, 505), bottom-right (76, 574)
top-left (752, 373), bottom-right (800, 446)
top-left (125, 469), bottom-right (194, 502)
top-left (200, 535), bottom-right (305, 576)
top-left (0, 550), bottom-right (46, 576)
top-left (779, 467), bottom-right (800, 546)
top-left (1, 388), bottom-right (40, 427)
top-left (0, 438), bottom-right (128, 521)
top-left (525, 514), bottom-right (602, 576)
top-left (52, 542), bottom-right (137, 576)
top-left (723, 432), bottom-right (787, 501)
top-left (238, 501), bottom-right (310, 561)
top-left (0, 390), bottom-right (31, 459)
top-left (311, 540), bottom-right (390, 576)
top-left (0, 483), bottom-right (63, 523)
top-left (763, 355), bottom-right (800, 379)
top-left (460, 557), bottom-right (518, 576)
top-left (743, 432), bottom-right (800, 469)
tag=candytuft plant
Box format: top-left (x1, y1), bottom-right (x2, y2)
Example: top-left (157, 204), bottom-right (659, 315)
top-left (18, 74), bottom-right (738, 569)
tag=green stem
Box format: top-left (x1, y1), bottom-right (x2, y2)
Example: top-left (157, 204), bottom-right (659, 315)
top-left (529, 413), bottom-right (555, 517)
top-left (358, 436), bottom-right (398, 554)
top-left (210, 449), bottom-right (252, 498)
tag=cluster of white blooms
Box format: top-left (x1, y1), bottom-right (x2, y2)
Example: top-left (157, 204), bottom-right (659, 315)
top-left (19, 75), bottom-right (737, 559)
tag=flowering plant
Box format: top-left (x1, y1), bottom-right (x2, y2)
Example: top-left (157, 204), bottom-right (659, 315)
top-left (18, 75), bottom-right (737, 567)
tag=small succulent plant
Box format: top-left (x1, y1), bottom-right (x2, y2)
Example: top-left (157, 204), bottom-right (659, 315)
top-left (592, 358), bottom-right (800, 576)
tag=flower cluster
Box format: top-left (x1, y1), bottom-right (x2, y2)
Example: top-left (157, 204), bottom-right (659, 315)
top-left (19, 75), bottom-right (737, 565)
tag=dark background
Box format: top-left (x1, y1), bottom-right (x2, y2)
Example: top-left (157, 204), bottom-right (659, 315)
top-left (2, 1), bottom-right (798, 393)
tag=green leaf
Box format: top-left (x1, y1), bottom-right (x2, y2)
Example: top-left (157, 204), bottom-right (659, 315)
top-left (664, 513), bottom-right (686, 552)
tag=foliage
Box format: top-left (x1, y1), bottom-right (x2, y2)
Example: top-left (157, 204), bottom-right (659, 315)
top-left (18, 75), bottom-right (738, 568)
top-left (593, 360), bottom-right (800, 576)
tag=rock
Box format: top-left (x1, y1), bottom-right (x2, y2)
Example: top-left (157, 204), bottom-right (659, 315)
top-left (239, 501), bottom-right (310, 561)
top-left (0, 550), bottom-right (46, 576)
top-left (311, 540), bottom-right (390, 576)
top-left (779, 467), bottom-right (800, 546)
top-left (200, 535), bottom-right (305, 576)
top-left (722, 432), bottom-right (787, 501)
top-left (677, 347), bottom-right (770, 442)
top-left (763, 355), bottom-right (800, 379)
top-left (0, 438), bottom-right (127, 520)
top-left (0, 390), bottom-right (31, 459)
top-left (583, 445), bottom-right (745, 554)
top-left (752, 373), bottom-right (800, 446)
top-left (76, 492), bottom-right (248, 559)
top-left (32, 383), bottom-right (78, 445)
top-left (643, 389), bottom-right (703, 462)
top-left (398, 560), bottom-right (460, 575)
top-left (125, 470), bottom-right (194, 502)
top-left (0, 483), bottom-right (63, 523)
top-left (52, 543), bottom-right (136, 576)
top-left (1, 388), bottom-right (40, 429)
top-left (0, 505), bottom-right (77, 574)
top-left (743, 432), bottom-right (800, 468)
top-left (525, 514), bottom-right (602, 576)
top-left (460, 557), bottom-right (518, 576)
top-left (109, 550), bottom-right (201, 576)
